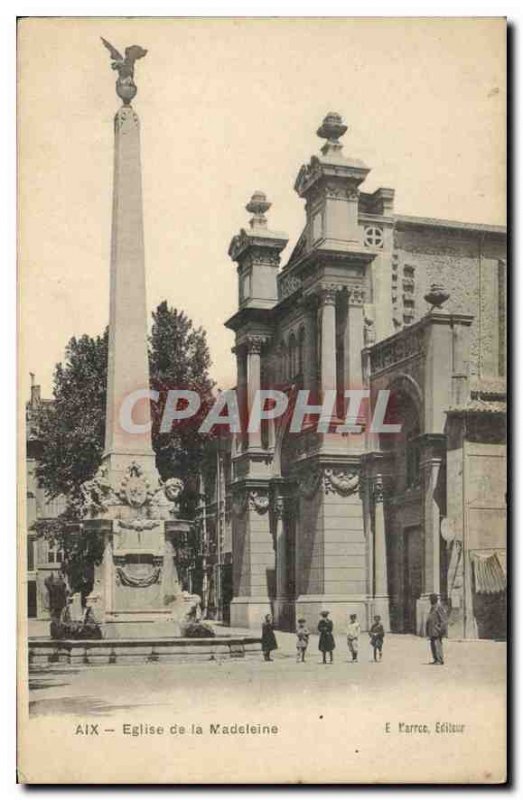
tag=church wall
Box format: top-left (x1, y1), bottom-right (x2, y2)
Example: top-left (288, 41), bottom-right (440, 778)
top-left (297, 491), bottom-right (324, 595)
top-left (322, 491), bottom-right (366, 597)
top-left (393, 226), bottom-right (506, 377)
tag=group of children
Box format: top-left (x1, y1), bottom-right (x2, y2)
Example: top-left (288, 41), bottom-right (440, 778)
top-left (261, 610), bottom-right (385, 663)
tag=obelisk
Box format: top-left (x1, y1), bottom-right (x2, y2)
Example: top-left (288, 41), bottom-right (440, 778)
top-left (101, 39), bottom-right (156, 483)
top-left (80, 41), bottom-right (192, 639)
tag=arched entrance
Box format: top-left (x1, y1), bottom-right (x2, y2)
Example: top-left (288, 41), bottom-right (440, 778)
top-left (379, 375), bottom-right (424, 633)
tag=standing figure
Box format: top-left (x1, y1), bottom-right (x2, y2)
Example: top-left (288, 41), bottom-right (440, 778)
top-left (369, 614), bottom-right (385, 662)
top-left (295, 618), bottom-right (310, 663)
top-left (346, 613), bottom-right (361, 662)
top-left (261, 614), bottom-right (278, 661)
top-left (318, 610), bottom-right (335, 664)
top-left (45, 570), bottom-right (68, 640)
top-left (425, 593), bottom-right (448, 665)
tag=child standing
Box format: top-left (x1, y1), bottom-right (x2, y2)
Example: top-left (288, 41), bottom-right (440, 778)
top-left (295, 618), bottom-right (309, 662)
top-left (318, 610), bottom-right (335, 664)
top-left (346, 613), bottom-right (361, 662)
top-left (369, 614), bottom-right (385, 661)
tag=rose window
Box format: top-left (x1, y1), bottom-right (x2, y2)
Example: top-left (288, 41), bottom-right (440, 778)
top-left (364, 226), bottom-right (384, 249)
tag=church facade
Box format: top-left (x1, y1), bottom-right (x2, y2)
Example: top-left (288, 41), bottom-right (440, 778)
top-left (215, 112), bottom-right (506, 639)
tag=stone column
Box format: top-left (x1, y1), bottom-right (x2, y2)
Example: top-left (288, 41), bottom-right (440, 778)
top-left (246, 336), bottom-right (263, 450)
top-left (272, 483), bottom-right (287, 627)
top-left (234, 345), bottom-right (247, 451)
top-left (416, 434), bottom-right (446, 635)
top-left (318, 287), bottom-right (337, 395)
top-left (372, 475), bottom-right (390, 630)
top-left (343, 287), bottom-right (365, 389)
top-left (301, 299), bottom-right (318, 398)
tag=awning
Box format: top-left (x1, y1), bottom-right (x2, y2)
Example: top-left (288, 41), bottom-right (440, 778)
top-left (471, 551), bottom-right (507, 594)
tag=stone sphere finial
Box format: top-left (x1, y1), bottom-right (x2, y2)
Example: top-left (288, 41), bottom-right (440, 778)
top-left (317, 112), bottom-right (348, 154)
top-left (424, 283), bottom-right (450, 310)
top-left (246, 191), bottom-right (271, 228)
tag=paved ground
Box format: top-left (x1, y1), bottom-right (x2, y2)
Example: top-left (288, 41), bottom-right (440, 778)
top-left (28, 630), bottom-right (505, 719)
top-left (22, 631), bottom-right (506, 783)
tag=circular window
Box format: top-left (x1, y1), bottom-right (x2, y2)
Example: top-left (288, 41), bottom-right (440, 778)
top-left (364, 226), bottom-right (384, 249)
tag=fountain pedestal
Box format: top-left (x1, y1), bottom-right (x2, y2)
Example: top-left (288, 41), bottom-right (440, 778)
top-left (82, 467), bottom-right (196, 639)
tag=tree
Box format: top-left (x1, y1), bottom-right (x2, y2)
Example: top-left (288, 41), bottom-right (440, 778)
top-left (149, 301), bottom-right (216, 518)
top-left (34, 302), bottom-right (216, 592)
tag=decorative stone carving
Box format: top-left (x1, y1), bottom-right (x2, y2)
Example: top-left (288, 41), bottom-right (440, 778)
top-left (115, 560), bottom-right (162, 588)
top-left (245, 335), bottom-right (267, 355)
top-left (117, 518), bottom-right (160, 532)
top-left (279, 274), bottom-right (302, 300)
top-left (163, 477), bottom-right (183, 503)
top-left (249, 490), bottom-right (270, 515)
top-left (80, 465), bottom-right (117, 515)
top-left (364, 225), bottom-right (384, 248)
top-left (250, 251), bottom-right (281, 267)
top-left (369, 327), bottom-right (424, 374)
top-left (372, 476), bottom-right (385, 504)
top-left (298, 466), bottom-right (360, 498)
top-left (364, 315), bottom-right (376, 346)
top-left (272, 495), bottom-right (286, 520)
top-left (348, 287), bottom-right (366, 306)
top-left (316, 285), bottom-right (338, 306)
top-left (117, 462), bottom-right (155, 508)
top-left (324, 468), bottom-right (360, 497)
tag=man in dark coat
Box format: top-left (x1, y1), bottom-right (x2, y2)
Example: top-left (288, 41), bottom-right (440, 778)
top-left (261, 614), bottom-right (277, 661)
top-left (425, 593), bottom-right (448, 665)
top-left (318, 610), bottom-right (335, 664)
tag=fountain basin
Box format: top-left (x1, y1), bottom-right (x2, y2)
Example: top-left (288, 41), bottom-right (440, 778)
top-left (28, 634), bottom-right (262, 668)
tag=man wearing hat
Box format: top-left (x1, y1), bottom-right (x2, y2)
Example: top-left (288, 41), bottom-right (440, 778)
top-left (318, 610), bottom-right (335, 664)
top-left (425, 593), bottom-right (448, 665)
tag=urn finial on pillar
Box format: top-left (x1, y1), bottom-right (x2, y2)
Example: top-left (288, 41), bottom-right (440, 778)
top-left (316, 111), bottom-right (348, 155)
top-left (246, 191), bottom-right (271, 229)
top-left (424, 283), bottom-right (450, 311)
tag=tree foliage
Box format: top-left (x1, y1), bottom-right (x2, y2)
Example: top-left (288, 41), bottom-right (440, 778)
top-left (34, 302), bottom-right (216, 591)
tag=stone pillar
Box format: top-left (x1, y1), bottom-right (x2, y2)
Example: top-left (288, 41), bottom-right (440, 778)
top-left (416, 434), bottom-right (446, 635)
top-left (230, 484), bottom-right (274, 628)
top-left (301, 299), bottom-right (318, 398)
top-left (104, 104), bottom-right (155, 469)
top-left (272, 482), bottom-right (287, 627)
top-left (246, 336), bottom-right (263, 450)
top-left (318, 287), bottom-right (337, 395)
top-left (343, 288), bottom-right (365, 389)
top-left (372, 475), bottom-right (390, 630)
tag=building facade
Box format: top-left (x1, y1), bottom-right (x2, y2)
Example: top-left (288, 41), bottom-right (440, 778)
top-left (26, 378), bottom-right (66, 619)
top-left (217, 112), bottom-right (506, 638)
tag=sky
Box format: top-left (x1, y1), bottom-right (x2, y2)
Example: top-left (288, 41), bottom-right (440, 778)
top-left (18, 17), bottom-right (506, 399)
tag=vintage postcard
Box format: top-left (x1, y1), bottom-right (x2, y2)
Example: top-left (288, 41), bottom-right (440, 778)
top-left (17, 17), bottom-right (507, 784)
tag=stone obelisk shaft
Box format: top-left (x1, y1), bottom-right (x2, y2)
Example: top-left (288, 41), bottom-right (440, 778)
top-left (103, 104), bottom-right (155, 467)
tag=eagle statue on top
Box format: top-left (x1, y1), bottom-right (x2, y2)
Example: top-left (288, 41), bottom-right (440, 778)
top-left (101, 37), bottom-right (148, 104)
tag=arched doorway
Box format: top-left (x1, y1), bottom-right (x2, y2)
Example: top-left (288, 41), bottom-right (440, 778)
top-left (379, 377), bottom-right (424, 633)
